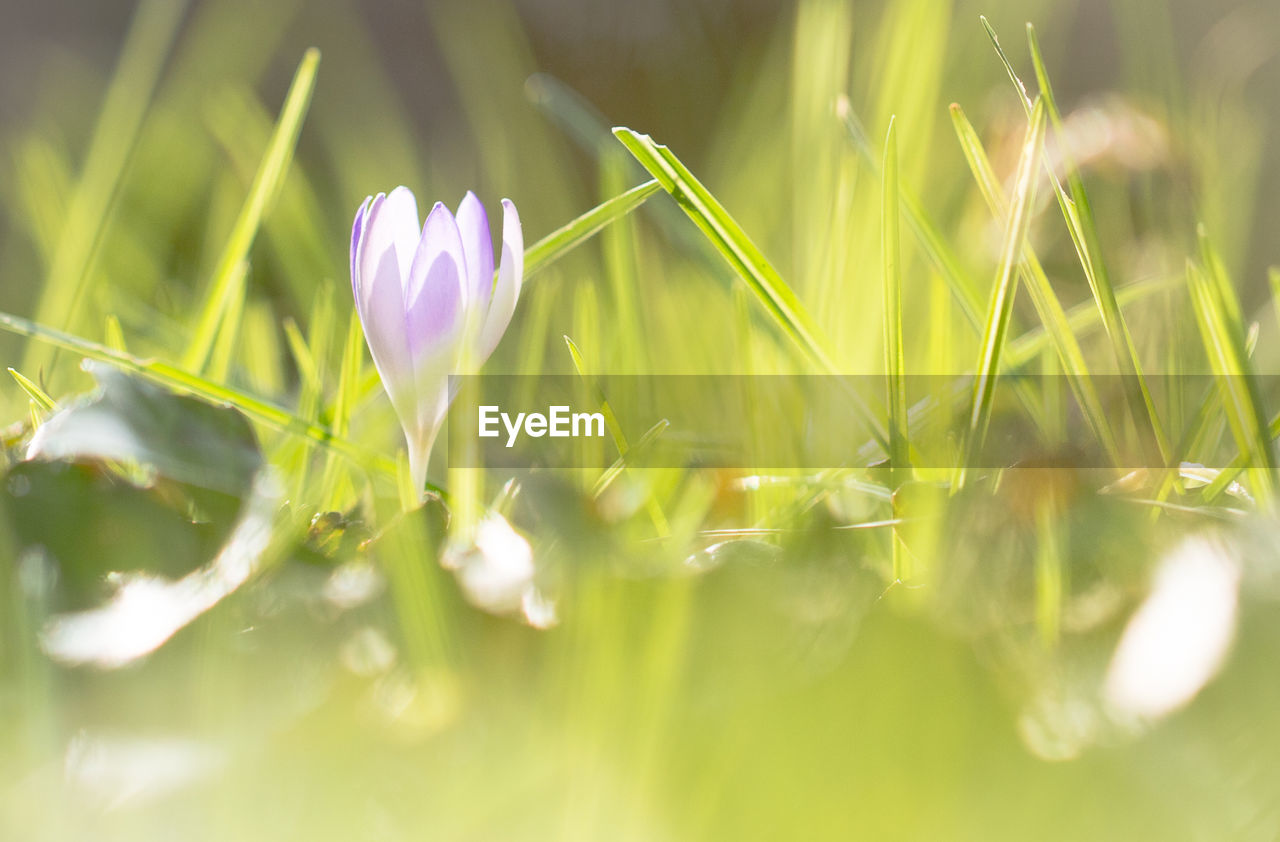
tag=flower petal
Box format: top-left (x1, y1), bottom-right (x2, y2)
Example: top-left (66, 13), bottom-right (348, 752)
top-left (405, 202), bottom-right (468, 359)
top-left (356, 191), bottom-right (418, 420)
top-left (350, 195), bottom-right (371, 293)
top-left (376, 186), bottom-right (421, 279)
top-left (476, 199), bottom-right (523, 362)
top-left (455, 191), bottom-right (494, 314)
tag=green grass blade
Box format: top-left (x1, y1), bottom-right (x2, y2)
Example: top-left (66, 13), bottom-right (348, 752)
top-left (565, 335), bottom-right (670, 536)
top-left (838, 95), bottom-right (1057, 451)
top-left (979, 16), bottom-right (1032, 108)
top-left (564, 335), bottom-right (627, 454)
top-left (981, 17), bottom-right (1170, 466)
top-left (949, 102), bottom-right (1120, 464)
top-left (591, 419), bottom-right (671, 499)
top-left (1005, 277), bottom-right (1169, 369)
top-left (612, 126), bottom-right (838, 374)
top-left (0, 309), bottom-right (394, 475)
top-left (836, 96), bottom-right (984, 332)
top-left (103, 316), bottom-right (127, 354)
top-left (524, 179), bottom-right (662, 279)
top-left (206, 260), bottom-right (249, 383)
top-left (881, 117), bottom-right (908, 474)
top-left (183, 48), bottom-right (321, 374)
top-left (614, 126), bottom-right (890, 451)
top-left (1023, 23), bottom-right (1171, 466)
top-left (1187, 240), bottom-right (1276, 504)
top-left (8, 368), bottom-right (58, 413)
top-left (882, 116), bottom-right (912, 582)
top-left (21, 0), bottom-right (186, 375)
top-left (956, 99), bottom-right (1046, 490)
top-left (319, 306), bottom-right (366, 509)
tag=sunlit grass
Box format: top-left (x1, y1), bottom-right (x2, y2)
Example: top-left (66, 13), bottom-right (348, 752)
top-left (3, 1), bottom-right (1280, 838)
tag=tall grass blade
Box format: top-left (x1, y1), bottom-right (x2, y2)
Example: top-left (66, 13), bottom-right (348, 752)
top-left (981, 17), bottom-right (1170, 466)
top-left (949, 102), bottom-right (1120, 464)
top-left (1187, 239), bottom-right (1276, 504)
top-left (22, 0), bottom-right (186, 375)
top-left (1024, 22), bottom-right (1170, 466)
top-left (836, 96), bottom-right (983, 332)
top-left (183, 48), bottom-right (321, 374)
top-left (956, 98), bottom-right (1046, 490)
top-left (881, 118), bottom-right (908, 474)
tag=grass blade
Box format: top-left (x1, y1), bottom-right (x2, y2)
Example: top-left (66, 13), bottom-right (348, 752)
top-left (881, 118), bottom-right (908, 473)
top-left (956, 98), bottom-right (1046, 490)
top-left (22, 0), bottom-right (186, 375)
top-left (8, 368), bottom-right (58, 413)
top-left (614, 125), bottom-right (891, 451)
top-left (882, 117), bottom-right (912, 581)
top-left (319, 306), bottom-right (366, 509)
top-left (565, 335), bottom-right (670, 536)
top-left (592, 419), bottom-right (671, 499)
top-left (1187, 237), bottom-right (1276, 505)
top-left (524, 179), bottom-right (662, 279)
top-left (949, 102), bottom-right (1120, 464)
top-left (981, 17), bottom-right (1170, 466)
top-left (837, 96), bottom-right (984, 332)
top-left (0, 309), bottom-right (393, 475)
top-left (183, 48), bottom-right (321, 374)
top-left (612, 126), bottom-right (838, 375)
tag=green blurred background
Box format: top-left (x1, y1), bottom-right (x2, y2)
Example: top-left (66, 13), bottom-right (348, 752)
top-left (3, 0), bottom-right (1280, 839)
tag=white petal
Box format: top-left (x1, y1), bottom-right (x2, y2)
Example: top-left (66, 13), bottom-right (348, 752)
top-left (349, 196), bottom-right (371, 294)
top-left (355, 191), bottom-right (418, 422)
top-left (375, 186), bottom-right (420, 280)
top-left (476, 199), bottom-right (523, 362)
top-left (404, 202), bottom-right (467, 360)
top-left (455, 191), bottom-right (494, 313)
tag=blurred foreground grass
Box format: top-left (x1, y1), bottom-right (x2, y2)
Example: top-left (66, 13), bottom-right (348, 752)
top-left (3, 0), bottom-right (1280, 838)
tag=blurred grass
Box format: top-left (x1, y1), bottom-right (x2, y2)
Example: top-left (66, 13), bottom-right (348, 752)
top-left (3, 0), bottom-right (1280, 839)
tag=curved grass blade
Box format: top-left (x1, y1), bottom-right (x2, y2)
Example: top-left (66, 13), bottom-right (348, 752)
top-left (614, 126), bottom-right (890, 451)
top-left (0, 309), bottom-right (395, 475)
top-left (8, 368), bottom-right (57, 413)
top-left (524, 179), bottom-right (662, 279)
top-left (183, 48), bottom-right (321, 374)
top-left (612, 127), bottom-right (838, 375)
top-left (955, 98), bottom-right (1046, 490)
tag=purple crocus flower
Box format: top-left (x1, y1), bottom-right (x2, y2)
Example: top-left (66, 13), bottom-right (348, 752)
top-left (350, 187), bottom-right (523, 492)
